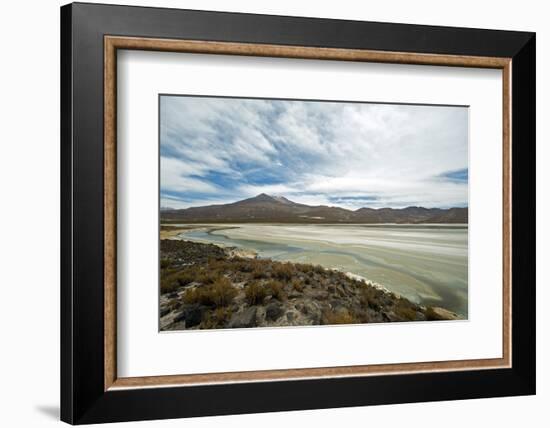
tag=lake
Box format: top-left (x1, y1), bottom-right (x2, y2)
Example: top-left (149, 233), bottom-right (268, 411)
top-left (174, 224), bottom-right (468, 317)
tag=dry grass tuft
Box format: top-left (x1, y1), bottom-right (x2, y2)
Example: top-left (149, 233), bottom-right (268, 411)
top-left (182, 277), bottom-right (237, 307)
top-left (244, 281), bottom-right (268, 305)
top-left (267, 280), bottom-right (286, 301)
top-left (272, 262), bottom-right (295, 281)
top-left (321, 309), bottom-right (357, 325)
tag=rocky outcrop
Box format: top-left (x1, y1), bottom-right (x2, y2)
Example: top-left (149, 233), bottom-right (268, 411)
top-left (425, 306), bottom-right (460, 321)
top-left (227, 307), bottom-right (258, 328)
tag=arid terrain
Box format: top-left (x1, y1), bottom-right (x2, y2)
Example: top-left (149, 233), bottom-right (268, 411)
top-left (160, 239), bottom-right (460, 331)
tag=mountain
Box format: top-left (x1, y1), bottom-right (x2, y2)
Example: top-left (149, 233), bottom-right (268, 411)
top-left (161, 194), bottom-right (468, 224)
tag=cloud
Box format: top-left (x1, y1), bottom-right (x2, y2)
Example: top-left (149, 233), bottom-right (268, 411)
top-left (160, 96), bottom-right (468, 209)
top-left (160, 156), bottom-right (220, 194)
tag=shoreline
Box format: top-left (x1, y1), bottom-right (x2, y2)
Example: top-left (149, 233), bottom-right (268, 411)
top-left (163, 224), bottom-right (401, 298)
top-left (161, 223), bottom-right (466, 318)
top-left (159, 239), bottom-right (461, 331)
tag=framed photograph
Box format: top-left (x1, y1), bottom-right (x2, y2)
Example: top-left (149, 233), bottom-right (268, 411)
top-left (61, 2), bottom-right (536, 424)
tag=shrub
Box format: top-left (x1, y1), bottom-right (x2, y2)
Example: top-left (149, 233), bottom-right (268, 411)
top-left (236, 260), bottom-right (254, 273)
top-left (194, 269), bottom-right (217, 285)
top-left (161, 265), bottom-right (224, 295)
top-left (207, 258), bottom-right (232, 273)
top-left (313, 265), bottom-right (325, 274)
top-left (175, 269), bottom-right (198, 287)
top-left (295, 263), bottom-right (313, 274)
top-left (252, 266), bottom-right (266, 279)
top-left (214, 307), bottom-right (231, 322)
top-left (321, 309), bottom-right (357, 325)
top-left (160, 278), bottom-right (179, 294)
top-left (182, 277), bottom-right (237, 307)
top-left (182, 287), bottom-right (202, 305)
top-left (267, 280), bottom-right (286, 301)
top-left (211, 277), bottom-right (238, 307)
top-left (272, 262), bottom-right (295, 281)
top-left (291, 278), bottom-right (305, 292)
top-left (244, 281), bottom-right (268, 305)
top-left (168, 300), bottom-right (181, 312)
top-left (201, 307), bottom-right (232, 329)
top-left (160, 268), bottom-right (187, 294)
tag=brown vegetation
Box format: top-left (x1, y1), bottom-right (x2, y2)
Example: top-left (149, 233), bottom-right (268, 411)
top-left (182, 277), bottom-right (237, 307)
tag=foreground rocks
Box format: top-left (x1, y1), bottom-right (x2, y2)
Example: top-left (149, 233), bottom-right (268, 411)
top-left (160, 240), bottom-right (460, 330)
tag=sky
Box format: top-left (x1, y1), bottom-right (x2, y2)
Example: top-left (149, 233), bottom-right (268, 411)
top-left (160, 96), bottom-right (468, 210)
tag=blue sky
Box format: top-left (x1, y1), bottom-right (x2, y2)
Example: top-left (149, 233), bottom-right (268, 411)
top-left (160, 96), bottom-right (468, 210)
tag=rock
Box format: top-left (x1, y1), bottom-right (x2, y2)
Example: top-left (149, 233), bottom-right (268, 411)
top-left (283, 308), bottom-right (314, 326)
top-left (228, 307), bottom-right (257, 328)
top-left (288, 291), bottom-right (301, 299)
top-left (382, 310), bottom-right (400, 322)
top-left (329, 300), bottom-right (346, 311)
top-left (174, 304), bottom-right (204, 328)
top-left (298, 303), bottom-right (308, 314)
top-left (265, 303), bottom-right (284, 321)
top-left (255, 306), bottom-right (266, 324)
top-left (415, 311), bottom-right (427, 321)
top-left (165, 320), bottom-right (186, 331)
top-left (306, 289), bottom-right (328, 300)
top-left (301, 301), bottom-right (322, 324)
top-left (233, 281), bottom-right (246, 290)
top-left (160, 310), bottom-right (182, 330)
top-left (426, 307), bottom-right (460, 321)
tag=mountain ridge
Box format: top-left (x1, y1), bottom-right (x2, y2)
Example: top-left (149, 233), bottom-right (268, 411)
top-left (161, 193), bottom-right (468, 224)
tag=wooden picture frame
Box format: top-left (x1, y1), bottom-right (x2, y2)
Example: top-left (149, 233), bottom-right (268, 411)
top-left (61, 2), bottom-right (535, 424)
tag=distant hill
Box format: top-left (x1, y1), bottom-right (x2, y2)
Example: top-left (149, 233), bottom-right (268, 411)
top-left (161, 193), bottom-right (468, 224)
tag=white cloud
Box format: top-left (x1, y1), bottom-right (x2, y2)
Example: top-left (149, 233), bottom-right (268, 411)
top-left (160, 156), bottom-right (220, 194)
top-left (161, 195), bottom-right (238, 210)
top-left (160, 96), bottom-right (468, 209)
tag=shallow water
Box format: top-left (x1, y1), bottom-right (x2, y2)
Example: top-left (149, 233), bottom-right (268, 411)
top-left (178, 224), bottom-right (468, 317)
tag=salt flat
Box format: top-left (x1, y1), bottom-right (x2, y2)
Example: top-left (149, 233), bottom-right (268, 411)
top-left (179, 224), bottom-right (468, 317)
